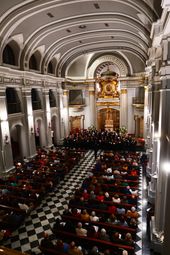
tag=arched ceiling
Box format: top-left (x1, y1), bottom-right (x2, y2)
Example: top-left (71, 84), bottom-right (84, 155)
top-left (0, 0), bottom-right (162, 77)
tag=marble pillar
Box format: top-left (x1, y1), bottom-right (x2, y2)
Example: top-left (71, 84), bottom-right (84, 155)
top-left (155, 88), bottom-right (170, 240)
top-left (120, 89), bottom-right (127, 128)
top-left (43, 88), bottom-right (53, 148)
top-left (0, 88), bottom-right (14, 173)
top-left (89, 90), bottom-right (96, 127)
top-left (22, 87), bottom-right (37, 158)
top-left (62, 90), bottom-right (69, 137)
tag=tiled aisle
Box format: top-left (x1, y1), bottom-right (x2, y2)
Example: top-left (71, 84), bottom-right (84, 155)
top-left (3, 150), bottom-right (144, 255)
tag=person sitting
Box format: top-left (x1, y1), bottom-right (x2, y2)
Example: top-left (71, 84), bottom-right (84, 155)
top-left (107, 213), bottom-right (118, 224)
top-left (126, 206), bottom-right (139, 220)
top-left (89, 190), bottom-right (96, 201)
top-left (103, 249), bottom-right (111, 255)
top-left (68, 241), bottom-right (84, 255)
top-left (81, 209), bottom-right (90, 221)
top-left (18, 202), bottom-right (30, 213)
top-left (104, 192), bottom-right (112, 201)
top-left (87, 223), bottom-right (98, 238)
top-left (82, 189), bottom-right (90, 200)
top-left (88, 246), bottom-right (99, 255)
top-left (116, 206), bottom-right (126, 216)
top-left (55, 239), bottom-right (69, 253)
top-left (99, 228), bottom-right (110, 242)
top-left (106, 167), bottom-right (112, 174)
top-left (116, 215), bottom-right (128, 226)
top-left (123, 232), bottom-right (134, 246)
top-left (111, 231), bottom-right (122, 243)
top-left (112, 194), bottom-right (121, 203)
top-left (96, 191), bottom-right (104, 202)
top-left (71, 208), bottom-right (81, 218)
top-left (90, 211), bottom-right (99, 222)
top-left (122, 250), bottom-right (128, 255)
top-left (40, 232), bottom-right (55, 250)
top-left (128, 217), bottom-right (137, 228)
top-left (64, 220), bottom-right (76, 233)
top-left (75, 222), bottom-right (87, 236)
top-left (128, 194), bottom-right (137, 204)
top-left (108, 203), bottom-right (117, 214)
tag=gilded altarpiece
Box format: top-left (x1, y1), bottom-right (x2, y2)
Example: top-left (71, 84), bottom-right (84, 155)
top-left (96, 70), bottom-right (120, 131)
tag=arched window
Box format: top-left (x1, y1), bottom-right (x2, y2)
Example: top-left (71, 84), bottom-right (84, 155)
top-left (3, 45), bottom-right (16, 65)
top-left (48, 61), bottom-right (53, 74)
top-left (31, 88), bottom-right (42, 110)
top-left (49, 90), bottom-right (56, 107)
top-left (6, 88), bottom-right (21, 114)
top-left (29, 54), bottom-right (38, 70)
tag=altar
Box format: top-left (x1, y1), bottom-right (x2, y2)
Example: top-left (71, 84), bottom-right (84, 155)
top-left (95, 67), bottom-right (120, 131)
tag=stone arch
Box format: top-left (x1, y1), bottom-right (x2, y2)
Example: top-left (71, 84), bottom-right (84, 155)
top-left (10, 123), bottom-right (27, 161)
top-left (51, 114), bottom-right (60, 145)
top-left (87, 55), bottom-right (129, 79)
top-left (34, 117), bottom-right (46, 148)
top-left (2, 39), bottom-right (20, 66)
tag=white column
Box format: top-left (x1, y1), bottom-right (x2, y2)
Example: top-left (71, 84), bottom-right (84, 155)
top-left (22, 88), bottom-right (37, 157)
top-left (43, 88), bottom-right (53, 148)
top-left (155, 88), bottom-right (170, 236)
top-left (89, 90), bottom-right (96, 127)
top-left (127, 88), bottom-right (135, 134)
top-left (61, 90), bottom-right (69, 137)
top-left (55, 91), bottom-right (62, 145)
top-left (144, 86), bottom-right (149, 139)
top-left (120, 89), bottom-right (127, 128)
top-left (0, 88), bottom-right (14, 173)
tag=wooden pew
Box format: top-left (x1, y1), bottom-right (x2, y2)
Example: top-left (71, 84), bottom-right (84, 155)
top-left (61, 214), bottom-right (136, 237)
top-left (0, 246), bottom-right (29, 255)
top-left (53, 230), bottom-right (135, 255)
top-left (39, 246), bottom-right (67, 255)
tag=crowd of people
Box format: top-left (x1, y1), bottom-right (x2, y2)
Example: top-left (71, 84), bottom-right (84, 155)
top-left (0, 147), bottom-right (84, 242)
top-left (63, 129), bottom-right (141, 151)
top-left (0, 142), bottom-right (146, 254)
top-left (39, 150), bottom-right (143, 255)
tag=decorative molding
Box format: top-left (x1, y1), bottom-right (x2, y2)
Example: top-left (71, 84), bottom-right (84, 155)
top-left (63, 90), bottom-right (69, 96)
top-left (96, 101), bottom-right (120, 106)
top-left (89, 91), bottom-right (95, 96)
top-left (88, 55), bottom-right (128, 78)
top-left (121, 89), bottom-right (127, 94)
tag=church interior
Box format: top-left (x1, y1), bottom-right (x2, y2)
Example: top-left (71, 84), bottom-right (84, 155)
top-left (0, 0), bottom-right (170, 254)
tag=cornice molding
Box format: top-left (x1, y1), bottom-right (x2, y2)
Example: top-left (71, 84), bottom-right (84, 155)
top-left (0, 67), bottom-right (63, 88)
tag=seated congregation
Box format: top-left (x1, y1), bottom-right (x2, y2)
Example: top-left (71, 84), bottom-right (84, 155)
top-left (40, 150), bottom-right (141, 255)
top-left (0, 147), bottom-right (84, 242)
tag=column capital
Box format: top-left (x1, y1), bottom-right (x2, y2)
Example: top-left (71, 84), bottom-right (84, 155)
top-left (89, 91), bottom-right (95, 96)
top-left (120, 89), bottom-right (127, 94)
top-left (63, 90), bottom-right (69, 96)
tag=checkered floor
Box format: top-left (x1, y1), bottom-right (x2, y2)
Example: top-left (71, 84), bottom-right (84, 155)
top-left (2, 150), bottom-right (144, 255)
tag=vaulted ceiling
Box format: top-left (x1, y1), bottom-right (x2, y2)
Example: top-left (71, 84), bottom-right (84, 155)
top-left (0, 0), bottom-right (162, 78)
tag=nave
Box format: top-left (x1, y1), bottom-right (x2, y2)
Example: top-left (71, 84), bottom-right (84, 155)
top-left (2, 150), bottom-right (144, 255)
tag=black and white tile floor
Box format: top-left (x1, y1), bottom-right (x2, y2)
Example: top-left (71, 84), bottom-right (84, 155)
top-left (3, 150), bottom-right (145, 255)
